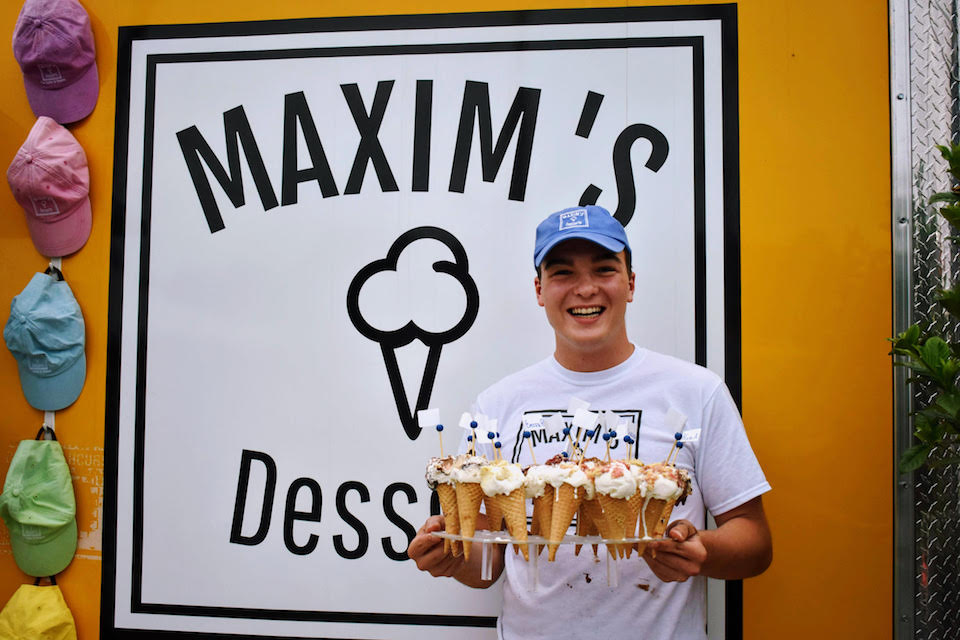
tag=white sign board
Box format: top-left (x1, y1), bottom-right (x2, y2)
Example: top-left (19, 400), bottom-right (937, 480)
top-left (103, 6), bottom-right (739, 639)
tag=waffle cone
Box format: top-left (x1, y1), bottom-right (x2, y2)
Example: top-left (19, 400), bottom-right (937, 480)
top-left (575, 498), bottom-right (601, 556)
top-left (436, 484), bottom-right (460, 556)
top-left (483, 495), bottom-right (504, 532)
top-left (456, 482), bottom-right (484, 561)
top-left (532, 486), bottom-right (554, 556)
top-left (636, 496), bottom-right (669, 557)
top-left (625, 491), bottom-right (646, 557)
top-left (494, 488), bottom-right (529, 561)
top-left (548, 484), bottom-right (583, 561)
top-left (598, 494), bottom-right (632, 558)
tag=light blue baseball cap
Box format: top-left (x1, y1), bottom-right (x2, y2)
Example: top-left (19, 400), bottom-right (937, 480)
top-left (3, 272), bottom-right (85, 411)
top-left (534, 205), bottom-right (631, 267)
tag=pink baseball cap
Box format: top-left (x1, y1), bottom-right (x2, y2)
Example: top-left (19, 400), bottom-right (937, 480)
top-left (12, 0), bottom-right (99, 125)
top-left (7, 116), bottom-right (92, 257)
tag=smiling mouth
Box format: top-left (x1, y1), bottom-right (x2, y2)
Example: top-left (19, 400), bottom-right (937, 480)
top-left (568, 306), bottom-right (604, 318)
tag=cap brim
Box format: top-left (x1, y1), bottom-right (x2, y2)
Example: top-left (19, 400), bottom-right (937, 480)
top-left (24, 197), bottom-right (92, 258)
top-left (18, 351), bottom-right (86, 411)
top-left (9, 518), bottom-right (77, 577)
top-left (534, 231), bottom-right (626, 267)
top-left (24, 62), bottom-right (99, 125)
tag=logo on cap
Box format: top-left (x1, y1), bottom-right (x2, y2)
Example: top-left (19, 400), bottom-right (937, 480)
top-left (31, 197), bottom-right (60, 217)
top-left (38, 64), bottom-right (65, 85)
top-left (20, 525), bottom-right (44, 540)
top-left (559, 209), bottom-right (589, 231)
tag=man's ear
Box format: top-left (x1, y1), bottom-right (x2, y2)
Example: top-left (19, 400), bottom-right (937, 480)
top-left (535, 276), bottom-right (544, 307)
top-left (627, 271), bottom-right (635, 303)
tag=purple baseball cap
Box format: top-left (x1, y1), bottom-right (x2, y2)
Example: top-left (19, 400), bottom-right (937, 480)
top-left (12, 0), bottom-right (99, 125)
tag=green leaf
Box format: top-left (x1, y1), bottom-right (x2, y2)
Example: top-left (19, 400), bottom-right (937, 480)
top-left (929, 191), bottom-right (960, 205)
top-left (935, 392), bottom-right (960, 419)
top-left (938, 286), bottom-right (960, 319)
top-left (930, 456), bottom-right (960, 468)
top-left (913, 412), bottom-right (946, 443)
top-left (900, 443), bottom-right (933, 473)
top-left (919, 337), bottom-right (956, 386)
top-left (939, 204), bottom-right (960, 232)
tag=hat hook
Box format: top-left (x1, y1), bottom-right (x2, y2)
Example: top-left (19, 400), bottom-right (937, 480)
top-left (45, 258), bottom-right (63, 281)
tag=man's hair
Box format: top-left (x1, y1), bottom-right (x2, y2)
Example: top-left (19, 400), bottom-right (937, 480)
top-left (536, 247), bottom-right (632, 278)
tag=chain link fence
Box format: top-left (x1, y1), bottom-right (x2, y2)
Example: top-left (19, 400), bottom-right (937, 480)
top-left (908, 0), bottom-right (960, 636)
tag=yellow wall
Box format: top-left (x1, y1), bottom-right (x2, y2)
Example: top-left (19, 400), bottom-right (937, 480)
top-left (0, 1), bottom-right (892, 638)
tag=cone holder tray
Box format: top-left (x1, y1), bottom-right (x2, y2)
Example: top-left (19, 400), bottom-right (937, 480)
top-left (431, 531), bottom-right (668, 589)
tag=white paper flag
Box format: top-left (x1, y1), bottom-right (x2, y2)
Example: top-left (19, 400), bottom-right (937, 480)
top-left (417, 408), bottom-right (440, 428)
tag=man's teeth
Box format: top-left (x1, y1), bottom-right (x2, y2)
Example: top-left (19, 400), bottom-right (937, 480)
top-left (570, 306), bottom-right (603, 316)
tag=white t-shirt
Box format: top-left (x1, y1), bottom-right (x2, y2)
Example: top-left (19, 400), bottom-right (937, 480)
top-left (464, 347), bottom-right (770, 640)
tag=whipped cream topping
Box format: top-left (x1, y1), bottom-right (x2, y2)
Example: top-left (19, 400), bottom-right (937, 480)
top-left (523, 465), bottom-right (553, 499)
top-left (425, 456), bottom-right (456, 490)
top-left (594, 461), bottom-right (637, 499)
top-left (480, 461), bottom-right (525, 497)
top-left (452, 453), bottom-right (486, 484)
top-left (636, 462), bottom-right (692, 501)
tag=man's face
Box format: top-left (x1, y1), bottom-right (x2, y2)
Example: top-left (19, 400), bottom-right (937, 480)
top-left (534, 238), bottom-right (635, 356)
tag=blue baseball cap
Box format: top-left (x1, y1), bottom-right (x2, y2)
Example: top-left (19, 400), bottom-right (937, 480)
top-left (533, 205), bottom-right (630, 267)
top-left (3, 272), bottom-right (85, 411)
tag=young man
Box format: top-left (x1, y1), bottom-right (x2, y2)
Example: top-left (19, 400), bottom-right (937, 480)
top-left (407, 205), bottom-right (772, 639)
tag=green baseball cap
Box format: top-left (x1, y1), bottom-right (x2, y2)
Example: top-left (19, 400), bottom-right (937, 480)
top-left (0, 440), bottom-right (77, 577)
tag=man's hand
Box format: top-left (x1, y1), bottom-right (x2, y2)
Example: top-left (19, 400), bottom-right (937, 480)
top-left (643, 520), bottom-right (707, 582)
top-left (408, 516), bottom-right (464, 578)
top-left (643, 496), bottom-right (772, 582)
top-left (406, 514), bottom-right (504, 588)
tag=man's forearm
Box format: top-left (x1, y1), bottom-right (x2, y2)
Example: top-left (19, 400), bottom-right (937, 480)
top-left (451, 542), bottom-right (505, 588)
top-left (699, 497), bottom-right (772, 580)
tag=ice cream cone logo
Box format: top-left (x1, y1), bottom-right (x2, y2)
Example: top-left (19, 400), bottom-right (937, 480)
top-left (347, 227), bottom-right (479, 440)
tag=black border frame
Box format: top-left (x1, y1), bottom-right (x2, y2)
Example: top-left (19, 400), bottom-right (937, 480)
top-left (103, 4), bottom-right (741, 638)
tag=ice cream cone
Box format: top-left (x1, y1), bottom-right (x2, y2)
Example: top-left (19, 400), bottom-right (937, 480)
top-left (457, 482), bottom-right (484, 561)
top-left (636, 496), bottom-right (669, 557)
top-left (533, 486), bottom-right (554, 556)
top-left (575, 498), bottom-right (601, 556)
top-left (436, 483), bottom-right (460, 556)
top-left (598, 494), bottom-right (632, 558)
top-left (483, 495), bottom-right (504, 532)
top-left (625, 490), bottom-right (646, 558)
top-left (494, 487), bottom-right (529, 561)
top-left (548, 484), bottom-right (583, 561)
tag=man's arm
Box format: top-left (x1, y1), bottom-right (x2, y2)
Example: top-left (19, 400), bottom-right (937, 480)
top-left (407, 514), bottom-right (505, 588)
top-left (643, 495), bottom-right (772, 582)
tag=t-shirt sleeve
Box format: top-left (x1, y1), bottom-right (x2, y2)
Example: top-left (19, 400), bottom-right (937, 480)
top-left (695, 381), bottom-right (771, 516)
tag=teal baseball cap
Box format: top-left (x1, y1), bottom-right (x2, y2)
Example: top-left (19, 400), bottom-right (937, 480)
top-left (534, 205), bottom-right (630, 267)
top-left (3, 272), bottom-right (85, 411)
top-left (0, 439), bottom-right (77, 577)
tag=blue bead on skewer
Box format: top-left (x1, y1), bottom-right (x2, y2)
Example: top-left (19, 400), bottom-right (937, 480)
top-left (470, 421), bottom-right (478, 429)
top-left (674, 432), bottom-right (683, 441)
top-left (677, 441), bottom-right (685, 449)
top-left (467, 435), bottom-right (473, 442)
top-left (602, 433), bottom-right (611, 442)
top-left (610, 430), bottom-right (617, 438)
top-left (561, 451), bottom-right (569, 458)
top-left (623, 435), bottom-right (634, 444)
top-left (586, 429), bottom-right (595, 438)
top-left (487, 431), bottom-right (495, 440)
top-left (436, 424), bottom-right (444, 432)
top-left (523, 431), bottom-right (531, 439)
top-left (562, 426), bottom-right (571, 436)
top-left (494, 442), bottom-right (502, 449)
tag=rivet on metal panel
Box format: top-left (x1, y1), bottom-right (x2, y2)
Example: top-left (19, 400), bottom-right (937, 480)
top-left (897, 92), bottom-right (906, 99)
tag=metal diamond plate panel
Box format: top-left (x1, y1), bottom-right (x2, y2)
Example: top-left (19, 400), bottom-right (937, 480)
top-left (909, 0), bottom-right (960, 637)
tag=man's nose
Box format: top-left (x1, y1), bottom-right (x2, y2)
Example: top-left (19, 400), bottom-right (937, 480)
top-left (573, 273), bottom-right (599, 296)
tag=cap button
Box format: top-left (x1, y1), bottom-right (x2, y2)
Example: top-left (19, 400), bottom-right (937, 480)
top-left (24, 153), bottom-right (33, 164)
top-left (33, 18), bottom-right (43, 29)
top-left (11, 489), bottom-right (19, 498)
